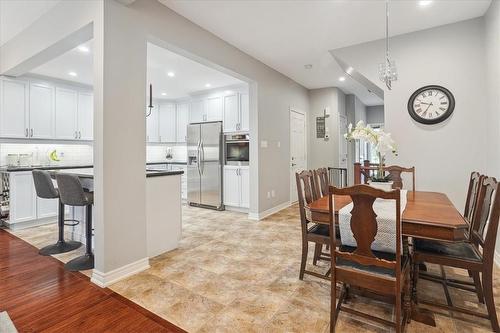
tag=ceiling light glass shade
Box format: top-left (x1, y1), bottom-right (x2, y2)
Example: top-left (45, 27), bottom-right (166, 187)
top-left (378, 57), bottom-right (398, 89)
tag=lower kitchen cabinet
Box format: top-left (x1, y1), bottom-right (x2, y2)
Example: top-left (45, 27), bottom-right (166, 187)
top-left (223, 166), bottom-right (249, 209)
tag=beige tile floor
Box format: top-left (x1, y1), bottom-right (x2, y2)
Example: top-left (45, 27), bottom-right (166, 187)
top-left (7, 204), bottom-right (500, 332)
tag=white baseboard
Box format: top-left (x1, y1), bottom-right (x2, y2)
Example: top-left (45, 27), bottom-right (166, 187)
top-left (495, 250), bottom-right (500, 268)
top-left (90, 257), bottom-right (150, 288)
top-left (248, 201), bottom-right (292, 220)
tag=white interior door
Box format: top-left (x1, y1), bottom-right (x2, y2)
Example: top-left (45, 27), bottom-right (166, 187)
top-left (290, 110), bottom-right (306, 203)
top-left (338, 114), bottom-right (348, 168)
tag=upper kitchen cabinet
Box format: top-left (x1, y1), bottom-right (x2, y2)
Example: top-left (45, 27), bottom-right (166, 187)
top-left (159, 102), bottom-right (176, 143)
top-left (0, 78), bottom-right (29, 138)
top-left (176, 102), bottom-right (189, 142)
top-left (55, 87), bottom-right (78, 140)
top-left (29, 82), bottom-right (55, 139)
top-left (77, 92), bottom-right (93, 140)
top-left (189, 99), bottom-right (205, 123)
top-left (146, 104), bottom-right (160, 142)
top-left (223, 92), bottom-right (249, 133)
top-left (206, 96), bottom-right (223, 121)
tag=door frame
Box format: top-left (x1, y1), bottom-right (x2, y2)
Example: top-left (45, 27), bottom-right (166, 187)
top-left (338, 113), bottom-right (348, 168)
top-left (289, 108), bottom-right (307, 204)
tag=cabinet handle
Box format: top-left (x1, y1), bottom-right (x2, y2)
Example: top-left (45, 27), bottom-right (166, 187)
top-left (25, 128), bottom-right (28, 137)
top-left (30, 128), bottom-right (33, 137)
top-left (78, 131), bottom-right (81, 139)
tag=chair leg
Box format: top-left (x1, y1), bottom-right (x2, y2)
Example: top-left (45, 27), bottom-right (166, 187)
top-left (313, 243), bottom-right (321, 265)
top-left (395, 286), bottom-right (402, 333)
top-left (482, 270), bottom-right (500, 332)
top-left (299, 240), bottom-right (308, 280)
top-left (330, 271), bottom-right (337, 333)
top-left (471, 271), bottom-right (484, 304)
top-left (412, 261), bottom-right (420, 304)
top-left (404, 271), bottom-right (412, 324)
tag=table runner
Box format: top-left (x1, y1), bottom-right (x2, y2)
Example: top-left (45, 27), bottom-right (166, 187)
top-left (338, 190), bottom-right (407, 254)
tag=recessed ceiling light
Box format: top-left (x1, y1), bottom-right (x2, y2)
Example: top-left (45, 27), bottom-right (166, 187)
top-left (339, 76), bottom-right (346, 82)
top-left (304, 64), bottom-right (313, 69)
top-left (77, 45), bottom-right (89, 53)
top-left (224, 90), bottom-right (233, 94)
top-left (68, 71), bottom-right (77, 77)
top-left (167, 71), bottom-right (175, 77)
top-left (205, 83), bottom-right (211, 88)
top-left (418, 0), bottom-right (433, 7)
top-left (161, 92), bottom-right (167, 96)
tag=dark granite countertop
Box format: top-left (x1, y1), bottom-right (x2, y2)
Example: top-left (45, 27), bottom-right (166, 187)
top-left (46, 167), bottom-right (183, 179)
top-left (0, 161), bottom-right (187, 173)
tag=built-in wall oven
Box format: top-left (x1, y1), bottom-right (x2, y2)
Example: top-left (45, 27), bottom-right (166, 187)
top-left (225, 134), bottom-right (249, 165)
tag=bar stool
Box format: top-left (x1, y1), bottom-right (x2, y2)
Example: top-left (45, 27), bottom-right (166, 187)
top-left (32, 170), bottom-right (81, 255)
top-left (56, 173), bottom-right (94, 271)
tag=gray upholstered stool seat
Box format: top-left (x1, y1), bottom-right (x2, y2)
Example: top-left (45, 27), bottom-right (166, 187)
top-left (32, 170), bottom-right (81, 255)
top-left (56, 173), bottom-right (94, 271)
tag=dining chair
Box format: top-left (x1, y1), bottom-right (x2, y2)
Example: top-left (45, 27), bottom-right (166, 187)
top-left (463, 171), bottom-right (484, 235)
top-left (295, 170), bottom-right (331, 280)
top-left (328, 184), bottom-right (411, 333)
top-left (313, 167), bottom-right (329, 198)
top-left (384, 165), bottom-right (415, 193)
top-left (413, 176), bottom-right (500, 332)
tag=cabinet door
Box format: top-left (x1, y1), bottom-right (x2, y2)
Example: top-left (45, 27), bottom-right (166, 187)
top-left (206, 96), bottom-right (222, 121)
top-left (55, 87), bottom-right (78, 139)
top-left (9, 173), bottom-right (37, 224)
top-left (176, 103), bottom-right (189, 142)
top-left (190, 99), bottom-right (205, 123)
top-left (37, 197), bottom-right (58, 219)
top-left (239, 168), bottom-right (249, 208)
top-left (159, 103), bottom-right (177, 142)
top-left (223, 94), bottom-right (239, 132)
top-left (29, 82), bottom-right (55, 139)
top-left (77, 92), bottom-right (93, 140)
top-left (0, 78), bottom-right (29, 138)
top-left (146, 105), bottom-right (159, 142)
top-left (223, 167), bottom-right (240, 207)
top-left (240, 92), bottom-right (249, 132)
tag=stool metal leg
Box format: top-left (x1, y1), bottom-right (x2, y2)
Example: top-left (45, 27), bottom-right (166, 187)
top-left (65, 204), bottom-right (94, 271)
top-left (39, 200), bottom-right (82, 256)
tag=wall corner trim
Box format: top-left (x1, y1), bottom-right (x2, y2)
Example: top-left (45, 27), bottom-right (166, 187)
top-left (90, 257), bottom-right (150, 288)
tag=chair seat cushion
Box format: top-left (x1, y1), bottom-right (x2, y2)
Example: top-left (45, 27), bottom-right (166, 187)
top-left (336, 245), bottom-right (407, 277)
top-left (414, 239), bottom-right (482, 262)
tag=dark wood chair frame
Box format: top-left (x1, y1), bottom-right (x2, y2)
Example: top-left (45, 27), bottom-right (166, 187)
top-left (314, 167), bottom-right (329, 198)
top-left (413, 176), bottom-right (500, 332)
top-left (354, 162), bottom-right (416, 194)
top-left (296, 170), bottom-right (331, 280)
top-left (328, 184), bottom-right (411, 333)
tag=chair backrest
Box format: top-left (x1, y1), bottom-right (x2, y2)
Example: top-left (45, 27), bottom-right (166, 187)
top-left (32, 170), bottom-right (58, 199)
top-left (470, 176), bottom-right (500, 266)
top-left (384, 165), bottom-right (415, 193)
top-left (295, 170), bottom-right (318, 231)
top-left (313, 167), bottom-right (329, 198)
top-left (464, 172), bottom-right (483, 228)
top-left (329, 184), bottom-right (402, 275)
top-left (55, 173), bottom-right (87, 207)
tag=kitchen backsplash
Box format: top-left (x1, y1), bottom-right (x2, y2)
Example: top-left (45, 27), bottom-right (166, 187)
top-left (0, 143), bottom-right (187, 167)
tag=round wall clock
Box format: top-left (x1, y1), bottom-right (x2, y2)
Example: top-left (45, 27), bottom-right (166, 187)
top-left (407, 85), bottom-right (455, 125)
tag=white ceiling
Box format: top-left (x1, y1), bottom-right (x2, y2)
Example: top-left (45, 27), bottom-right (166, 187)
top-left (160, 0), bottom-right (491, 105)
top-left (29, 41), bottom-right (244, 99)
top-left (0, 0), bottom-right (61, 46)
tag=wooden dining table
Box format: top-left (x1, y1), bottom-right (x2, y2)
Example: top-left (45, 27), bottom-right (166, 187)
top-left (305, 190), bottom-right (469, 326)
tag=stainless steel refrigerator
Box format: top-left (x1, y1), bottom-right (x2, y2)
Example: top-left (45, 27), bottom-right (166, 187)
top-left (187, 121), bottom-right (224, 210)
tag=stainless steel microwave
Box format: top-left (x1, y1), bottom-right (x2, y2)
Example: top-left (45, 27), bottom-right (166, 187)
top-left (225, 134), bottom-right (249, 165)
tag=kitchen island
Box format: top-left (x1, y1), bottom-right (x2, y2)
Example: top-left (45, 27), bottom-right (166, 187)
top-left (47, 167), bottom-right (183, 258)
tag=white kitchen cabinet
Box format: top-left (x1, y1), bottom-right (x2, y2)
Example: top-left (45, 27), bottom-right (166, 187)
top-left (37, 197), bottom-right (58, 219)
top-left (159, 102), bottom-right (177, 143)
top-left (240, 167), bottom-right (249, 208)
top-left (9, 172), bottom-right (37, 224)
top-left (146, 104), bottom-right (159, 142)
top-left (0, 78), bottom-right (29, 138)
top-left (223, 94), bottom-right (239, 132)
top-left (240, 92), bottom-right (250, 132)
top-left (223, 166), bottom-right (249, 208)
top-left (55, 87), bottom-right (78, 139)
top-left (176, 103), bottom-right (189, 142)
top-left (77, 92), bottom-right (93, 140)
top-left (29, 82), bottom-right (54, 139)
top-left (190, 99), bottom-right (205, 123)
top-left (206, 96), bottom-right (223, 121)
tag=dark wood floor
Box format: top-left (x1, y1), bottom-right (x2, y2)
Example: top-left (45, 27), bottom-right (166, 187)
top-left (0, 229), bottom-right (184, 333)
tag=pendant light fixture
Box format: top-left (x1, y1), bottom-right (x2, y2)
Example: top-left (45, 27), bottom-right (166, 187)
top-left (378, 0), bottom-right (398, 90)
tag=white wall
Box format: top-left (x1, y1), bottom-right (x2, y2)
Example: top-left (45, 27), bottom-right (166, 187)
top-left (366, 105), bottom-right (384, 125)
top-left (333, 18), bottom-right (487, 210)
top-left (484, 1), bottom-right (500, 259)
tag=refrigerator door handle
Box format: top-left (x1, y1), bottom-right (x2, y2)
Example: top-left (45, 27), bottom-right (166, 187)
top-left (197, 140), bottom-right (202, 176)
top-left (200, 141), bottom-right (205, 175)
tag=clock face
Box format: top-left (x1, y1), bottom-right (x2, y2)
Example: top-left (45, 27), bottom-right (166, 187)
top-left (407, 85), bottom-right (455, 125)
